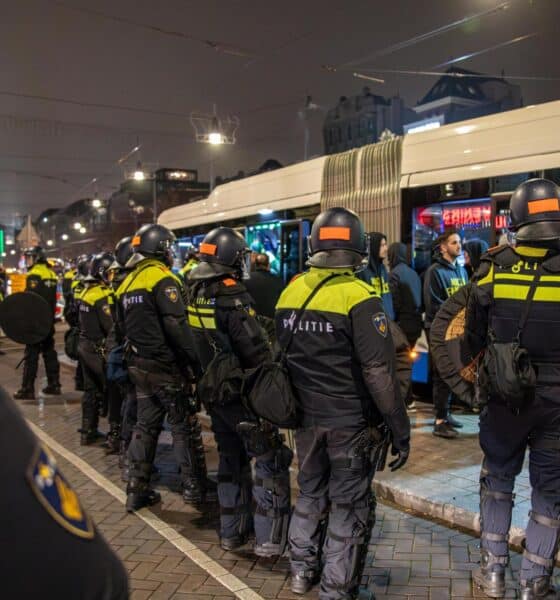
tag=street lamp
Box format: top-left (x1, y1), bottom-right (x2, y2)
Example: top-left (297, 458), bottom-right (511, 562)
top-left (61, 233), bottom-right (69, 241)
top-left (73, 222), bottom-right (82, 230)
top-left (92, 197), bottom-right (102, 209)
top-left (46, 240), bottom-right (54, 246)
top-left (79, 227), bottom-right (87, 234)
top-left (133, 161), bottom-right (146, 181)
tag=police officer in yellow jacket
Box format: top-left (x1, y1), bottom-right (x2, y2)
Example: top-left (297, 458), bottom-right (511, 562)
top-left (76, 253), bottom-right (115, 445)
top-left (466, 179), bottom-right (560, 600)
top-left (14, 246), bottom-right (61, 400)
top-left (187, 228), bottom-right (293, 556)
top-left (117, 224), bottom-right (215, 512)
top-left (276, 208), bottom-right (410, 600)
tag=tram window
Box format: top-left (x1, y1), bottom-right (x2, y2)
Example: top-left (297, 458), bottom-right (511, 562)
top-left (246, 223), bottom-right (282, 276)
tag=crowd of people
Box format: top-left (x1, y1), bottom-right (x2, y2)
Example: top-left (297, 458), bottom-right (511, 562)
top-left (6, 176), bottom-right (560, 600)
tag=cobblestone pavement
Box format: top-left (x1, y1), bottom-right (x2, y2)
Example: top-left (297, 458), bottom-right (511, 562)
top-left (0, 331), bottom-right (554, 599)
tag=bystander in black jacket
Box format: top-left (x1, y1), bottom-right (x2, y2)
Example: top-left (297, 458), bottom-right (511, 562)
top-left (388, 243), bottom-right (423, 346)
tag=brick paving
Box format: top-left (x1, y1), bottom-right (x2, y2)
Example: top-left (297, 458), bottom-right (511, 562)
top-left (1, 328), bottom-right (557, 598)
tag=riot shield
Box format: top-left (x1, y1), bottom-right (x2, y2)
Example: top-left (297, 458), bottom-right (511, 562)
top-left (0, 292), bottom-right (53, 345)
top-left (429, 285), bottom-right (478, 406)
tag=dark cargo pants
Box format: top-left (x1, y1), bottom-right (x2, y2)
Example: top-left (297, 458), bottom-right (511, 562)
top-left (479, 387), bottom-right (560, 583)
top-left (21, 328), bottom-right (60, 390)
top-left (210, 402), bottom-right (292, 546)
top-left (289, 425), bottom-right (375, 600)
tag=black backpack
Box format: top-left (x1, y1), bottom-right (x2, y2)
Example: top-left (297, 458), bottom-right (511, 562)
top-left (244, 273), bottom-right (341, 428)
top-left (480, 266), bottom-right (541, 413)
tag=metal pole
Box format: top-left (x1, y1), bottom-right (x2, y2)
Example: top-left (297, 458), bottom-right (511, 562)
top-left (152, 175), bottom-right (157, 223)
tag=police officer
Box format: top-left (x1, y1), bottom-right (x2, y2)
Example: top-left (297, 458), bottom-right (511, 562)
top-left (108, 236), bottom-right (138, 466)
top-left (466, 179), bottom-right (560, 599)
top-left (14, 246), bottom-right (61, 400)
top-left (276, 208), bottom-right (410, 599)
top-left (76, 253), bottom-right (115, 445)
top-left (187, 227), bottom-right (292, 556)
top-left (0, 385), bottom-right (129, 599)
top-left (117, 224), bottom-right (215, 511)
top-left (180, 249), bottom-right (199, 281)
top-left (423, 230), bottom-right (468, 438)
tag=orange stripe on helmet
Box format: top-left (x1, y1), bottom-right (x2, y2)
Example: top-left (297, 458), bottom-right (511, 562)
top-left (200, 242), bottom-right (217, 255)
top-left (132, 235), bottom-right (141, 247)
top-left (319, 226), bottom-right (351, 241)
top-left (528, 198), bottom-right (560, 214)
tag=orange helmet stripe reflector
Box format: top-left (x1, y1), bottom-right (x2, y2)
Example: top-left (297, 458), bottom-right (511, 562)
top-left (200, 242), bottom-right (217, 255)
top-left (132, 235), bottom-right (141, 246)
top-left (319, 226), bottom-right (351, 241)
top-left (528, 198), bottom-right (560, 214)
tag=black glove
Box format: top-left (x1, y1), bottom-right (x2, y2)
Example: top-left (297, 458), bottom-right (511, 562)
top-left (388, 441), bottom-right (410, 472)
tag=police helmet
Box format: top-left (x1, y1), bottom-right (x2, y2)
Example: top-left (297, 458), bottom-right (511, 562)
top-left (76, 254), bottom-right (91, 279)
top-left (127, 224), bottom-right (176, 268)
top-left (307, 207), bottom-right (368, 268)
top-left (86, 253), bottom-right (115, 284)
top-left (110, 236), bottom-right (134, 270)
top-left (23, 245), bottom-right (46, 264)
top-left (510, 178), bottom-right (560, 242)
top-left (190, 227), bottom-right (249, 280)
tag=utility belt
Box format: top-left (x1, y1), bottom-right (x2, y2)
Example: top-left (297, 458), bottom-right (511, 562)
top-left (329, 424), bottom-right (391, 476)
top-left (78, 336), bottom-right (106, 359)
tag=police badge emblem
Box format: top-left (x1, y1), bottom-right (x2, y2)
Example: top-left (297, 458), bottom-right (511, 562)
top-left (164, 286), bottom-right (178, 302)
top-left (373, 312), bottom-right (388, 338)
top-left (26, 445), bottom-right (94, 539)
top-left (102, 304), bottom-right (112, 316)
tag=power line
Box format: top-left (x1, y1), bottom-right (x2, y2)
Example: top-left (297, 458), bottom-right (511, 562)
top-left (325, 1), bottom-right (513, 70)
top-left (433, 32), bottom-right (538, 69)
top-left (353, 67), bottom-right (560, 82)
top-left (49, 0), bottom-right (258, 59)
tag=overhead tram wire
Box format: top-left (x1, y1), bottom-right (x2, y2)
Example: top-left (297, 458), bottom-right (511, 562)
top-left (323, 1), bottom-right (514, 72)
top-left (49, 0), bottom-right (258, 59)
top-left (351, 68), bottom-right (560, 83)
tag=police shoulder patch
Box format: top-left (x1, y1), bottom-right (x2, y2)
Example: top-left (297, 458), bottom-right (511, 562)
top-left (372, 312), bottom-right (388, 338)
top-left (164, 286), bottom-right (179, 302)
top-left (29, 279), bottom-right (38, 289)
top-left (102, 303), bottom-right (112, 316)
top-left (27, 445), bottom-right (94, 539)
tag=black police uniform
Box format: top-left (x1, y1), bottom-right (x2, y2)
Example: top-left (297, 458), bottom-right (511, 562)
top-left (467, 244), bottom-right (560, 591)
top-left (466, 177), bottom-right (560, 599)
top-left (423, 256), bottom-right (468, 422)
top-left (116, 257), bottom-right (211, 510)
top-left (17, 260), bottom-right (60, 396)
top-left (0, 385), bottom-right (128, 599)
top-left (276, 267), bottom-right (410, 600)
top-left (75, 281), bottom-right (114, 443)
top-left (188, 272), bottom-right (293, 554)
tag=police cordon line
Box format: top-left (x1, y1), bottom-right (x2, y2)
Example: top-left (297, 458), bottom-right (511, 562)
top-left (1, 177), bottom-right (560, 600)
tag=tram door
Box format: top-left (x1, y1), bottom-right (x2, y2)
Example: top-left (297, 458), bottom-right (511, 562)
top-left (245, 219), bottom-right (310, 285)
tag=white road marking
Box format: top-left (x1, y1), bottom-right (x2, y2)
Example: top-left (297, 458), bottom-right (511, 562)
top-left (26, 420), bottom-right (266, 600)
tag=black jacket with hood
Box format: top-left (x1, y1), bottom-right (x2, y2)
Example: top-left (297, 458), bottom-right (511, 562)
top-left (388, 243), bottom-right (423, 344)
top-left (463, 239), bottom-right (489, 279)
top-left (357, 232), bottom-right (395, 320)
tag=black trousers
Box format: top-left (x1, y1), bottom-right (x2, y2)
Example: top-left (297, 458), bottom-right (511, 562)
top-left (289, 425), bottom-right (375, 600)
top-left (78, 340), bottom-right (105, 429)
top-left (479, 388), bottom-right (560, 583)
top-left (21, 329), bottom-right (59, 389)
top-left (427, 329), bottom-right (451, 420)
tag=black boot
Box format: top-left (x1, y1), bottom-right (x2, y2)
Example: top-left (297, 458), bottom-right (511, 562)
top-left (291, 570), bottom-right (318, 595)
top-left (126, 474), bottom-right (161, 512)
top-left (42, 382), bottom-right (61, 395)
top-left (520, 577), bottom-right (560, 599)
top-left (220, 534), bottom-right (248, 552)
top-left (473, 549), bottom-right (508, 598)
top-left (181, 416), bottom-right (218, 505)
top-left (104, 423), bottom-right (121, 455)
top-left (14, 388), bottom-right (35, 400)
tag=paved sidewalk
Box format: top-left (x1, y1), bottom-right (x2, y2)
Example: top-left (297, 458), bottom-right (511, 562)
top-left (2, 334), bottom-right (556, 598)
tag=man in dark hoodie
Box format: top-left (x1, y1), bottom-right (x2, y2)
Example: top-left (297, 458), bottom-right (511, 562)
top-left (463, 239), bottom-right (489, 279)
top-left (423, 230), bottom-right (468, 439)
top-left (388, 243), bottom-right (423, 347)
top-left (357, 232), bottom-right (395, 320)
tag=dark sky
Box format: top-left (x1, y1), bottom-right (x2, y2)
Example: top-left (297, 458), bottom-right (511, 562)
top-left (1, 0), bottom-right (559, 223)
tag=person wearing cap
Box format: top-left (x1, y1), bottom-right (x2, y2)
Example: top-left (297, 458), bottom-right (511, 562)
top-left (276, 207), bottom-right (410, 599)
top-left (466, 179), bottom-right (560, 600)
top-left (14, 246), bottom-right (61, 400)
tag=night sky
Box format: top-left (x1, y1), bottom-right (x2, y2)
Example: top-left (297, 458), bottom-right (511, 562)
top-left (1, 0), bottom-right (559, 222)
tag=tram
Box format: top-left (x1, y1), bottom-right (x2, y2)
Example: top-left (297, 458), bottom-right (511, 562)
top-left (159, 99), bottom-right (560, 384)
